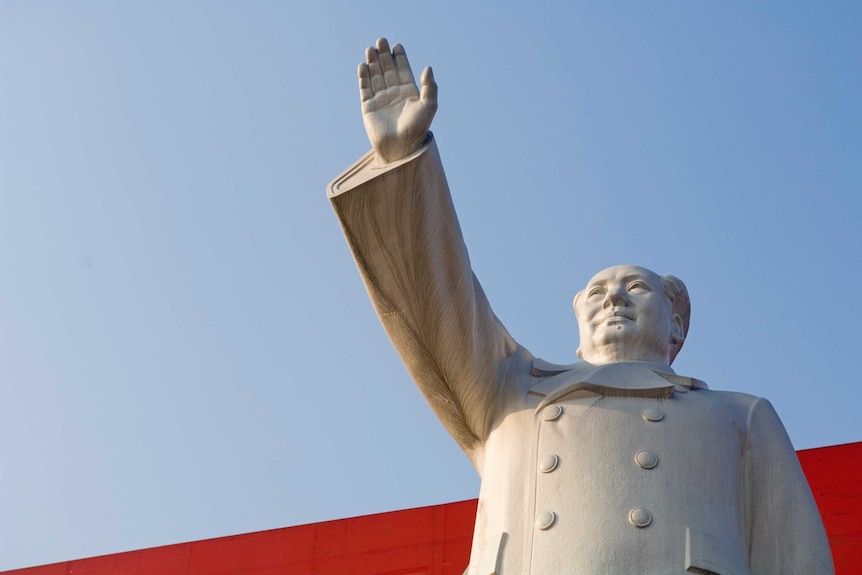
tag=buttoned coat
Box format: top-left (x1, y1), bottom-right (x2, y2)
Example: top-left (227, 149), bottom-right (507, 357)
top-left (328, 136), bottom-right (833, 574)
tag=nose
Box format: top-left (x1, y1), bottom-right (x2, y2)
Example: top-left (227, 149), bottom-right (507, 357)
top-left (602, 286), bottom-right (628, 308)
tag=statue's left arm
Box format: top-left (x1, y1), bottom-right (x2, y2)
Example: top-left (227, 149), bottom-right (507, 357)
top-left (744, 397), bottom-right (834, 573)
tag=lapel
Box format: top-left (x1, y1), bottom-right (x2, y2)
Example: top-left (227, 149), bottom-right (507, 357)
top-left (529, 358), bottom-right (708, 410)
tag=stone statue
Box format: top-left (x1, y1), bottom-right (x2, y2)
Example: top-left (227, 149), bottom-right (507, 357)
top-left (327, 38), bottom-right (833, 575)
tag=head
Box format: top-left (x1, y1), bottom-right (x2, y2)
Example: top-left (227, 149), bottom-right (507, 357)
top-left (573, 265), bottom-right (690, 366)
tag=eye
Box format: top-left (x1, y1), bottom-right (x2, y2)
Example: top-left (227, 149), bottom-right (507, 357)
top-left (587, 286), bottom-right (605, 298)
top-left (627, 281), bottom-right (649, 292)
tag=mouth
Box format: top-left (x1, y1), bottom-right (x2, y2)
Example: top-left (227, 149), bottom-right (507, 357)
top-left (600, 310), bottom-right (633, 324)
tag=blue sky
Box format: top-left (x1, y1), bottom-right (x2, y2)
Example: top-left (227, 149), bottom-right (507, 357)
top-left (1, 1), bottom-right (860, 570)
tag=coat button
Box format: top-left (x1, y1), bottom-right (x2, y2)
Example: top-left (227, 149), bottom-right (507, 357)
top-left (641, 407), bottom-right (664, 422)
top-left (635, 450), bottom-right (659, 469)
top-left (539, 454), bottom-right (560, 473)
top-left (628, 507), bottom-right (652, 528)
top-left (542, 404), bottom-right (564, 421)
top-left (535, 511), bottom-right (556, 530)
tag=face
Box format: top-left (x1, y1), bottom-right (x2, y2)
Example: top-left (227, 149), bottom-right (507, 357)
top-left (574, 265), bottom-right (682, 365)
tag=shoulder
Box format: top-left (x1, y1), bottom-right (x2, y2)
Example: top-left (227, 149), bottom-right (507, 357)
top-left (694, 388), bottom-right (760, 407)
top-left (689, 388), bottom-right (771, 421)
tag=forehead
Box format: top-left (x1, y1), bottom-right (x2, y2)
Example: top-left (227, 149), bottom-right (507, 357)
top-left (585, 265), bottom-right (661, 287)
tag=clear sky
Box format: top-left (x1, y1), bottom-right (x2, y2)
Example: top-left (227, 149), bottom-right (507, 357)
top-left (0, 1), bottom-right (860, 570)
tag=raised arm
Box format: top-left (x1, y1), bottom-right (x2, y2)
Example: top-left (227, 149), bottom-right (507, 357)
top-left (359, 38), bottom-right (438, 163)
top-left (329, 40), bottom-right (530, 466)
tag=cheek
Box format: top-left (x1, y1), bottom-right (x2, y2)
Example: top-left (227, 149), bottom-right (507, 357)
top-left (576, 311), bottom-right (597, 335)
top-left (635, 300), bottom-right (668, 327)
top-left (643, 296), bottom-right (668, 315)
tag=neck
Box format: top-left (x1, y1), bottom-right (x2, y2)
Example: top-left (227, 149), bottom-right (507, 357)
top-left (583, 345), bottom-right (670, 366)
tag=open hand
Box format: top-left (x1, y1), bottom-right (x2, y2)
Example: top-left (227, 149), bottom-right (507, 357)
top-left (359, 38), bottom-right (438, 163)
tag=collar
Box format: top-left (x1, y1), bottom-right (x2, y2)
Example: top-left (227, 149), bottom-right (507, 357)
top-left (529, 358), bottom-right (708, 404)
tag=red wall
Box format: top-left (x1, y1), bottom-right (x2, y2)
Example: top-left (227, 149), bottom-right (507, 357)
top-left (5, 442), bottom-right (860, 575)
top-left (797, 442), bottom-right (862, 574)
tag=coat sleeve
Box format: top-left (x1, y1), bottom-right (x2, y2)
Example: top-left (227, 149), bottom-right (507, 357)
top-left (327, 135), bottom-right (529, 462)
top-left (744, 397), bottom-right (834, 574)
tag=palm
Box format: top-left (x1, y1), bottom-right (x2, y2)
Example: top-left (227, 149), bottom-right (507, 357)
top-left (359, 39), bottom-right (438, 163)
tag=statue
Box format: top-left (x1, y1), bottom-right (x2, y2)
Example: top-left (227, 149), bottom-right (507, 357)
top-left (327, 38), bottom-right (833, 575)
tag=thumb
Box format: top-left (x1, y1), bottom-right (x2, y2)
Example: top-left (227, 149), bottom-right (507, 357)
top-left (419, 66), bottom-right (438, 111)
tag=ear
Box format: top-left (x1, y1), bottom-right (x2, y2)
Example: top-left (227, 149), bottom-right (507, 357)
top-left (572, 290), bottom-right (584, 318)
top-left (670, 313), bottom-right (685, 345)
top-left (574, 291), bottom-right (585, 360)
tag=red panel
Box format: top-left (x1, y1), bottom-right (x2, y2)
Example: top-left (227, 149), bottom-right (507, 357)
top-left (1, 500), bottom-right (476, 575)
top-left (2, 444), bottom-right (859, 575)
top-left (798, 442), bottom-right (862, 575)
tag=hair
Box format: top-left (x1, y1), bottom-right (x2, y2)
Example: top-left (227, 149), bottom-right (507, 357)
top-left (659, 274), bottom-right (690, 364)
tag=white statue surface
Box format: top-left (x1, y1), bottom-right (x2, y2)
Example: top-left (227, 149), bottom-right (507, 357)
top-left (327, 38), bottom-right (833, 575)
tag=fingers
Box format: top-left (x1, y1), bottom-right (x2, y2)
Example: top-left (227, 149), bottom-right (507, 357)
top-left (419, 66), bottom-right (438, 110)
top-left (392, 43), bottom-right (415, 86)
top-left (365, 45), bottom-right (385, 94)
top-left (376, 38), bottom-right (399, 89)
top-left (358, 63), bottom-right (373, 102)
top-left (361, 38), bottom-right (425, 103)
